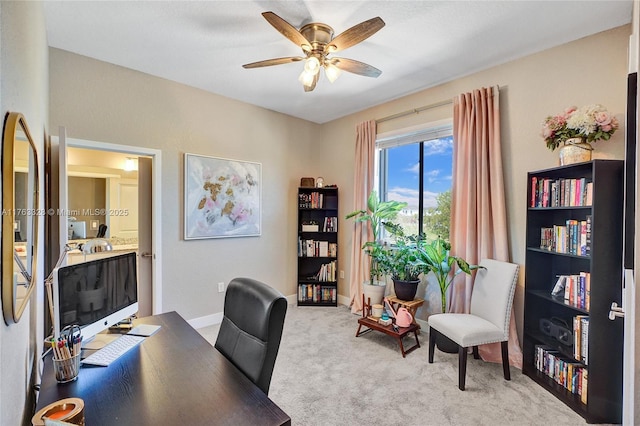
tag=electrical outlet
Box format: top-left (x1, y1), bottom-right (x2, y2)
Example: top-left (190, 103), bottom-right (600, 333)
top-left (90, 220), bottom-right (99, 230)
top-left (340, 270), bottom-right (345, 279)
top-left (217, 282), bottom-right (225, 293)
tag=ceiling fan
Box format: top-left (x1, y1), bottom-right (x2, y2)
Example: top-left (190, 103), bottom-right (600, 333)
top-left (243, 12), bottom-right (385, 92)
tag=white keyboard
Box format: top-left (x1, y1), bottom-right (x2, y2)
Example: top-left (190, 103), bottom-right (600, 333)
top-left (81, 334), bottom-right (145, 366)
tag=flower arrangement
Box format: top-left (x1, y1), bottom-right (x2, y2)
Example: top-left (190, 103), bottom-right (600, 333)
top-left (541, 104), bottom-right (619, 151)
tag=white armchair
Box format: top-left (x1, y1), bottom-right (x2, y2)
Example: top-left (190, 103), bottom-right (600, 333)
top-left (427, 258), bottom-right (519, 390)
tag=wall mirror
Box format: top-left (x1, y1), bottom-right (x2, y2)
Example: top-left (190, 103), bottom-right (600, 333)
top-left (2, 112), bottom-right (39, 324)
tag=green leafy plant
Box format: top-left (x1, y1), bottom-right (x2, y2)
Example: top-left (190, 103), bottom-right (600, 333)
top-left (376, 233), bottom-right (427, 282)
top-left (346, 190), bottom-right (407, 285)
top-left (417, 237), bottom-right (483, 313)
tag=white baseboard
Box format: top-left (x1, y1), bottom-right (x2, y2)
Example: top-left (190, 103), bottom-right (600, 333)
top-left (188, 312), bottom-right (223, 329)
top-left (337, 294), bottom-right (350, 307)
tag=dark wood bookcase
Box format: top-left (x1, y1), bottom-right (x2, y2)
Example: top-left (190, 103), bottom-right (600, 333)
top-left (522, 160), bottom-right (624, 424)
top-left (297, 187), bottom-right (338, 307)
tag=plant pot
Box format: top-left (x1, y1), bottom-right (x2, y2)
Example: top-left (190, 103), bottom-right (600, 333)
top-left (392, 279), bottom-right (420, 301)
top-left (363, 281), bottom-right (386, 306)
top-left (559, 138), bottom-right (592, 165)
top-left (435, 332), bottom-right (459, 354)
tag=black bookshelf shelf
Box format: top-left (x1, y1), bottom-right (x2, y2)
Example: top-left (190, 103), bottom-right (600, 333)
top-left (523, 160), bottom-right (623, 424)
top-left (297, 187), bottom-right (338, 307)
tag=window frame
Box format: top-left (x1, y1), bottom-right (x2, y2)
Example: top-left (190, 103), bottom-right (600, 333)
top-left (375, 119), bottom-right (453, 238)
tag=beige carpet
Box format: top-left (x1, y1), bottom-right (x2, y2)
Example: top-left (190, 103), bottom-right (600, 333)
top-left (198, 304), bottom-right (595, 426)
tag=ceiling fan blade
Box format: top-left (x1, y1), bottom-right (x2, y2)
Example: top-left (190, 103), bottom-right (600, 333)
top-left (242, 57), bottom-right (304, 69)
top-left (325, 17), bottom-right (385, 53)
top-left (262, 11), bottom-right (311, 51)
top-left (303, 73), bottom-right (319, 92)
top-left (331, 58), bottom-right (382, 78)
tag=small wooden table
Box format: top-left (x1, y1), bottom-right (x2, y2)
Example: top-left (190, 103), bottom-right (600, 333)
top-left (355, 316), bottom-right (420, 357)
top-left (386, 296), bottom-right (425, 327)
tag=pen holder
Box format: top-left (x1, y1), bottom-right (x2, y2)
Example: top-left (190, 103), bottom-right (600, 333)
top-left (53, 353), bottom-right (81, 383)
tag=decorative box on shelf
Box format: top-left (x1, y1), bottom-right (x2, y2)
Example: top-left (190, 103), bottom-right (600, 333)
top-left (302, 224), bottom-right (319, 232)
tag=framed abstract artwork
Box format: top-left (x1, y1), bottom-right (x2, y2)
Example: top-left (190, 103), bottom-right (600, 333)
top-left (184, 153), bottom-right (261, 239)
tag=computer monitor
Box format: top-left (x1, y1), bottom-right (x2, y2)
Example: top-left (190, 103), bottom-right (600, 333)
top-left (68, 221), bottom-right (87, 239)
top-left (52, 251), bottom-right (138, 341)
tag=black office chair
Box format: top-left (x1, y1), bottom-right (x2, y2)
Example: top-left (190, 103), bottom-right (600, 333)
top-left (215, 277), bottom-right (287, 395)
top-left (96, 224), bottom-right (108, 238)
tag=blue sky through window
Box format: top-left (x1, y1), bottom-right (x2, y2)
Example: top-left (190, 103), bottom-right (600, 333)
top-left (385, 136), bottom-right (453, 211)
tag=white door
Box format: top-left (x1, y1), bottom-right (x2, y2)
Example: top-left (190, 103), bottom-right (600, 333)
top-left (137, 157), bottom-right (153, 317)
top-left (108, 178), bottom-right (139, 239)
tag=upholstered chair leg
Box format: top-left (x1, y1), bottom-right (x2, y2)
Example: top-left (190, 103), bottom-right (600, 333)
top-left (458, 345), bottom-right (467, 391)
top-left (472, 346), bottom-right (480, 359)
top-left (501, 340), bottom-right (510, 380)
top-left (428, 327), bottom-right (436, 363)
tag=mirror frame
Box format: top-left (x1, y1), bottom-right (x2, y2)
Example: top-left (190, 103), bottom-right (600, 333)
top-left (2, 112), bottom-right (39, 324)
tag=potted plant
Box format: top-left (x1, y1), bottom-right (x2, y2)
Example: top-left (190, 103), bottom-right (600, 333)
top-left (376, 233), bottom-right (427, 301)
top-left (541, 104), bottom-right (619, 165)
top-left (417, 236), bottom-right (483, 352)
top-left (346, 190), bottom-right (407, 305)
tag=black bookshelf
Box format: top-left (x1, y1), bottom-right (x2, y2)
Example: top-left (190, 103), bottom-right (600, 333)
top-left (522, 160), bottom-right (623, 424)
top-left (297, 187), bottom-right (338, 307)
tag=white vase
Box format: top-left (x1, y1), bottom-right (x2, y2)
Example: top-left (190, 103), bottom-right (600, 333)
top-left (363, 281), bottom-right (386, 306)
top-left (559, 137), bottom-right (592, 165)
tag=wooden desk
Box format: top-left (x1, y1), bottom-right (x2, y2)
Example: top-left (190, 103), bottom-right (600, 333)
top-left (34, 311), bottom-right (291, 426)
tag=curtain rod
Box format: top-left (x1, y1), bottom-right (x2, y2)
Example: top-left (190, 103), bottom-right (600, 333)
top-left (375, 99), bottom-right (453, 124)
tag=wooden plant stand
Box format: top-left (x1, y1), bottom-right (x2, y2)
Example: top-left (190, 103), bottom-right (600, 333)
top-left (355, 294), bottom-right (420, 358)
top-left (385, 295), bottom-right (425, 328)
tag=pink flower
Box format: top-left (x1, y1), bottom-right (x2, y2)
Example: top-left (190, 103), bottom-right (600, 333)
top-left (594, 111), bottom-right (612, 126)
top-left (541, 104), bottom-right (617, 150)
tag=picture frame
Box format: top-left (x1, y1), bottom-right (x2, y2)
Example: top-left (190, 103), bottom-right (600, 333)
top-left (184, 153), bottom-right (261, 239)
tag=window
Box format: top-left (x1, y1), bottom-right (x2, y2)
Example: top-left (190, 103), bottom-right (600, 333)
top-left (376, 121), bottom-right (453, 241)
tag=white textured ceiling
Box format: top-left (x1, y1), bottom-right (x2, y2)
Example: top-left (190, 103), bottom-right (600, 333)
top-left (43, 1), bottom-right (633, 124)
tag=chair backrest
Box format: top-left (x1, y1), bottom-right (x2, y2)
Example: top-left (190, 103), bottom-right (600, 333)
top-left (469, 259), bottom-right (519, 339)
top-left (214, 277), bottom-right (287, 395)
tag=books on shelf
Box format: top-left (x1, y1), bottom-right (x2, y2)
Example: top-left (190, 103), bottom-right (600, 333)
top-left (534, 344), bottom-right (587, 400)
top-left (298, 191), bottom-right (338, 209)
top-left (573, 315), bottom-right (590, 364)
top-left (315, 260), bottom-right (337, 282)
top-left (530, 177), bottom-right (593, 208)
top-left (298, 238), bottom-right (337, 258)
top-left (297, 284), bottom-right (337, 303)
top-left (322, 216), bottom-right (337, 232)
top-left (555, 272), bottom-right (590, 310)
top-left (539, 215), bottom-right (591, 256)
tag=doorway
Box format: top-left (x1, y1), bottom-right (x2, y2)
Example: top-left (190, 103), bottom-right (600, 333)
top-left (49, 133), bottom-right (162, 316)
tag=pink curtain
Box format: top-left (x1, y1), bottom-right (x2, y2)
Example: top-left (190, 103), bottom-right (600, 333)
top-left (449, 87), bottom-right (522, 368)
top-left (349, 120), bottom-right (376, 313)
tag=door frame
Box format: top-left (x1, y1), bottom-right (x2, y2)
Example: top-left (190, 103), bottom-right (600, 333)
top-left (52, 136), bottom-right (163, 314)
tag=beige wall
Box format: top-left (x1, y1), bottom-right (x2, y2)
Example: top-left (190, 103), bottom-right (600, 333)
top-left (320, 25), bottom-right (630, 336)
top-left (49, 48), bottom-right (322, 320)
top-left (0, 2), bottom-right (48, 425)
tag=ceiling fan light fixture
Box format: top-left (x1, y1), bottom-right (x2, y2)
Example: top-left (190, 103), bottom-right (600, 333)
top-left (304, 56), bottom-right (321, 74)
top-left (324, 62), bottom-right (341, 83)
top-left (123, 157), bottom-right (137, 171)
top-left (244, 12), bottom-right (385, 92)
top-left (298, 69), bottom-right (316, 87)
